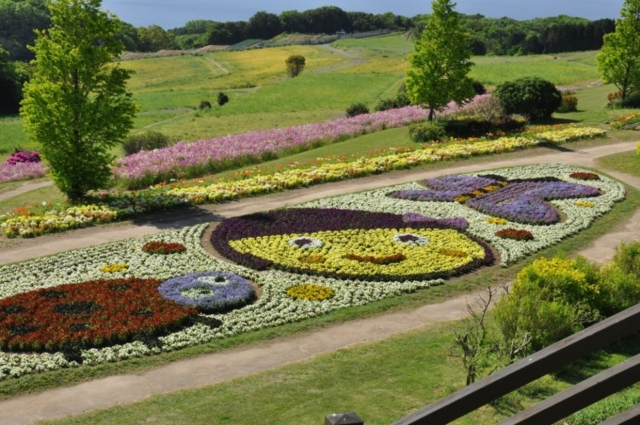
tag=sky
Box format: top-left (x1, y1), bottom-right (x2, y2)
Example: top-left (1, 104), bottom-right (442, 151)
top-left (100, 0), bottom-right (625, 29)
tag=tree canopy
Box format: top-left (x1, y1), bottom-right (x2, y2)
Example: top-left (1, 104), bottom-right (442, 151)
top-left (405, 0), bottom-right (475, 120)
top-left (21, 0), bottom-right (137, 199)
top-left (596, 0), bottom-right (640, 100)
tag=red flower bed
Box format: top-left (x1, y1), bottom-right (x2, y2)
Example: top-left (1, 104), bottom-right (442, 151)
top-left (343, 253), bottom-right (406, 264)
top-left (0, 278), bottom-right (198, 352)
top-left (495, 228), bottom-right (534, 241)
top-left (569, 172), bottom-right (600, 181)
top-left (142, 241), bottom-right (186, 255)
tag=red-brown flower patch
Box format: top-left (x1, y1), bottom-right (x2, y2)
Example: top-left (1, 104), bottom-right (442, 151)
top-left (142, 241), bottom-right (186, 255)
top-left (569, 172), bottom-right (600, 181)
top-left (495, 228), bottom-right (534, 241)
top-left (343, 253), bottom-right (406, 264)
top-left (0, 278), bottom-right (198, 352)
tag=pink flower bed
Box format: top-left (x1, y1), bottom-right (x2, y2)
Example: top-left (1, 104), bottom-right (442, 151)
top-left (113, 97), bottom-right (487, 188)
top-left (0, 161), bottom-right (48, 184)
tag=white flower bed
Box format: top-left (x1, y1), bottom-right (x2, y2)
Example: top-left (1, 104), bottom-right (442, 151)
top-left (0, 164), bottom-right (624, 379)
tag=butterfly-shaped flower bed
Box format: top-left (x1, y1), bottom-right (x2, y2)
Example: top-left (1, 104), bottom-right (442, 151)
top-left (211, 208), bottom-right (493, 282)
top-left (389, 174), bottom-right (601, 225)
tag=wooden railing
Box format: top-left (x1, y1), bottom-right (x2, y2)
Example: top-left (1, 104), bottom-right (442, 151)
top-left (327, 303), bottom-right (640, 425)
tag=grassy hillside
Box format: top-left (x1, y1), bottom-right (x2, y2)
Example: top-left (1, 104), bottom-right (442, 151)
top-left (0, 35), bottom-right (635, 162)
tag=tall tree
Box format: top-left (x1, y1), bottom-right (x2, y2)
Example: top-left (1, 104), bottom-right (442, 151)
top-left (21, 0), bottom-right (137, 199)
top-left (596, 0), bottom-right (640, 100)
top-left (248, 11), bottom-right (282, 39)
top-left (405, 0), bottom-right (475, 120)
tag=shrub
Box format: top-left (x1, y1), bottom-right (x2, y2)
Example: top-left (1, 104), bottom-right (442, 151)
top-left (122, 131), bottom-right (173, 156)
top-left (494, 77), bottom-right (562, 120)
top-left (494, 256), bottom-right (600, 350)
top-left (199, 100), bottom-right (212, 109)
top-left (5, 149), bottom-right (41, 165)
top-left (409, 121), bottom-right (447, 143)
top-left (374, 98), bottom-right (397, 112)
top-left (557, 95), bottom-right (578, 113)
top-left (596, 263), bottom-right (640, 316)
top-left (345, 102), bottom-right (369, 117)
top-left (285, 54), bottom-right (306, 77)
top-left (472, 80), bottom-right (486, 95)
top-left (217, 92), bottom-right (229, 106)
top-left (442, 116), bottom-right (527, 139)
top-left (608, 91), bottom-right (623, 108)
top-left (621, 92), bottom-right (640, 108)
top-left (611, 241), bottom-right (640, 279)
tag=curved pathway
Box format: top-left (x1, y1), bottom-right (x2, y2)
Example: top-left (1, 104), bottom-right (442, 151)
top-left (0, 180), bottom-right (52, 203)
top-left (0, 141), bottom-right (639, 424)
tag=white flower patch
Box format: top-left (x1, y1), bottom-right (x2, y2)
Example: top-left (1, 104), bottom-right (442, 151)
top-left (296, 164), bottom-right (626, 266)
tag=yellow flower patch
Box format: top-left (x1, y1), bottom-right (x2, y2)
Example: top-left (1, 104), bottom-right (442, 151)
top-left (100, 263), bottom-right (129, 273)
top-left (228, 228), bottom-right (485, 279)
top-left (286, 284), bottom-right (335, 301)
top-left (575, 201), bottom-right (594, 208)
top-left (486, 217), bottom-right (508, 225)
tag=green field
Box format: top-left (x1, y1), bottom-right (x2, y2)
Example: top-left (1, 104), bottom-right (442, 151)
top-left (2, 35), bottom-right (634, 162)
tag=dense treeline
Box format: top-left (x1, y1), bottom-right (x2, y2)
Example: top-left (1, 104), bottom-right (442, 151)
top-left (0, 1), bottom-right (618, 116)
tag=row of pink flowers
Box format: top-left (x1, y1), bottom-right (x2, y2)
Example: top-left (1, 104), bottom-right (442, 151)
top-left (113, 97), bottom-right (488, 188)
top-left (0, 161), bottom-right (48, 184)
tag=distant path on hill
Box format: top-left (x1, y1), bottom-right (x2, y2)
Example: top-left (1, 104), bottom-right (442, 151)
top-left (0, 141), bottom-right (639, 424)
top-left (315, 43), bottom-right (366, 73)
top-left (205, 57), bottom-right (229, 74)
top-left (0, 180), bottom-right (52, 202)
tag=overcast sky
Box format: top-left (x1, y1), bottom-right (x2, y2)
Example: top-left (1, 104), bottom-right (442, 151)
top-left (101, 0), bottom-right (625, 29)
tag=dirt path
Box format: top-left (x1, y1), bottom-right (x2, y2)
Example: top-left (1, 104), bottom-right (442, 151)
top-left (0, 141), bottom-right (638, 424)
top-left (0, 180), bottom-right (52, 202)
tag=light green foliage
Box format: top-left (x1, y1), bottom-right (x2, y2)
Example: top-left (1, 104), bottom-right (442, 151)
top-left (137, 25), bottom-right (177, 52)
top-left (494, 256), bottom-right (600, 350)
top-left (405, 0), bottom-right (475, 120)
top-left (596, 0), bottom-right (640, 99)
top-left (409, 121), bottom-right (446, 142)
top-left (21, 0), bottom-right (137, 199)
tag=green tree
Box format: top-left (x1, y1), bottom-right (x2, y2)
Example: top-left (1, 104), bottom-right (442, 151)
top-left (405, 0), bottom-right (475, 121)
top-left (137, 25), bottom-right (177, 52)
top-left (596, 0), bottom-right (640, 100)
top-left (21, 0), bottom-right (137, 199)
top-left (285, 54), bottom-right (305, 77)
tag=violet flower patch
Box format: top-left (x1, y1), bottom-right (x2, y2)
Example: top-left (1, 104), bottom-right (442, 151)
top-left (158, 271), bottom-right (255, 313)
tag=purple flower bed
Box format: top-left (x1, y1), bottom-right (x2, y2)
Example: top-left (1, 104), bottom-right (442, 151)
top-left (211, 208), bottom-right (493, 281)
top-left (0, 161), bottom-right (48, 184)
top-left (113, 97), bottom-right (486, 188)
top-left (158, 271), bottom-right (255, 313)
top-left (391, 175), bottom-right (498, 202)
top-left (389, 174), bottom-right (601, 225)
top-left (402, 212), bottom-right (470, 230)
top-left (467, 181), bottom-right (600, 224)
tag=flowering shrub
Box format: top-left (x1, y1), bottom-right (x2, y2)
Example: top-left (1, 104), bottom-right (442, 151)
top-left (5, 150), bottom-right (41, 165)
top-left (0, 161), bottom-right (48, 184)
top-left (570, 172), bottom-right (600, 181)
top-left (286, 284), bottom-right (335, 301)
top-left (142, 241), bottom-right (186, 255)
top-left (158, 272), bottom-right (255, 313)
top-left (0, 278), bottom-right (197, 352)
top-left (495, 228), bottom-right (534, 241)
top-left (213, 208), bottom-right (493, 281)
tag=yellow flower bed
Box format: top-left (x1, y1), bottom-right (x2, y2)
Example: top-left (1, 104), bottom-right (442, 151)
top-left (100, 263), bottom-right (129, 273)
top-left (1, 205), bottom-right (118, 238)
top-left (168, 127), bottom-right (605, 204)
top-left (286, 284), bottom-right (335, 301)
top-left (228, 228), bottom-right (485, 278)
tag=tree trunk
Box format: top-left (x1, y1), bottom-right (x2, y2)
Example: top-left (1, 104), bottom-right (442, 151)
top-left (428, 108), bottom-right (435, 121)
